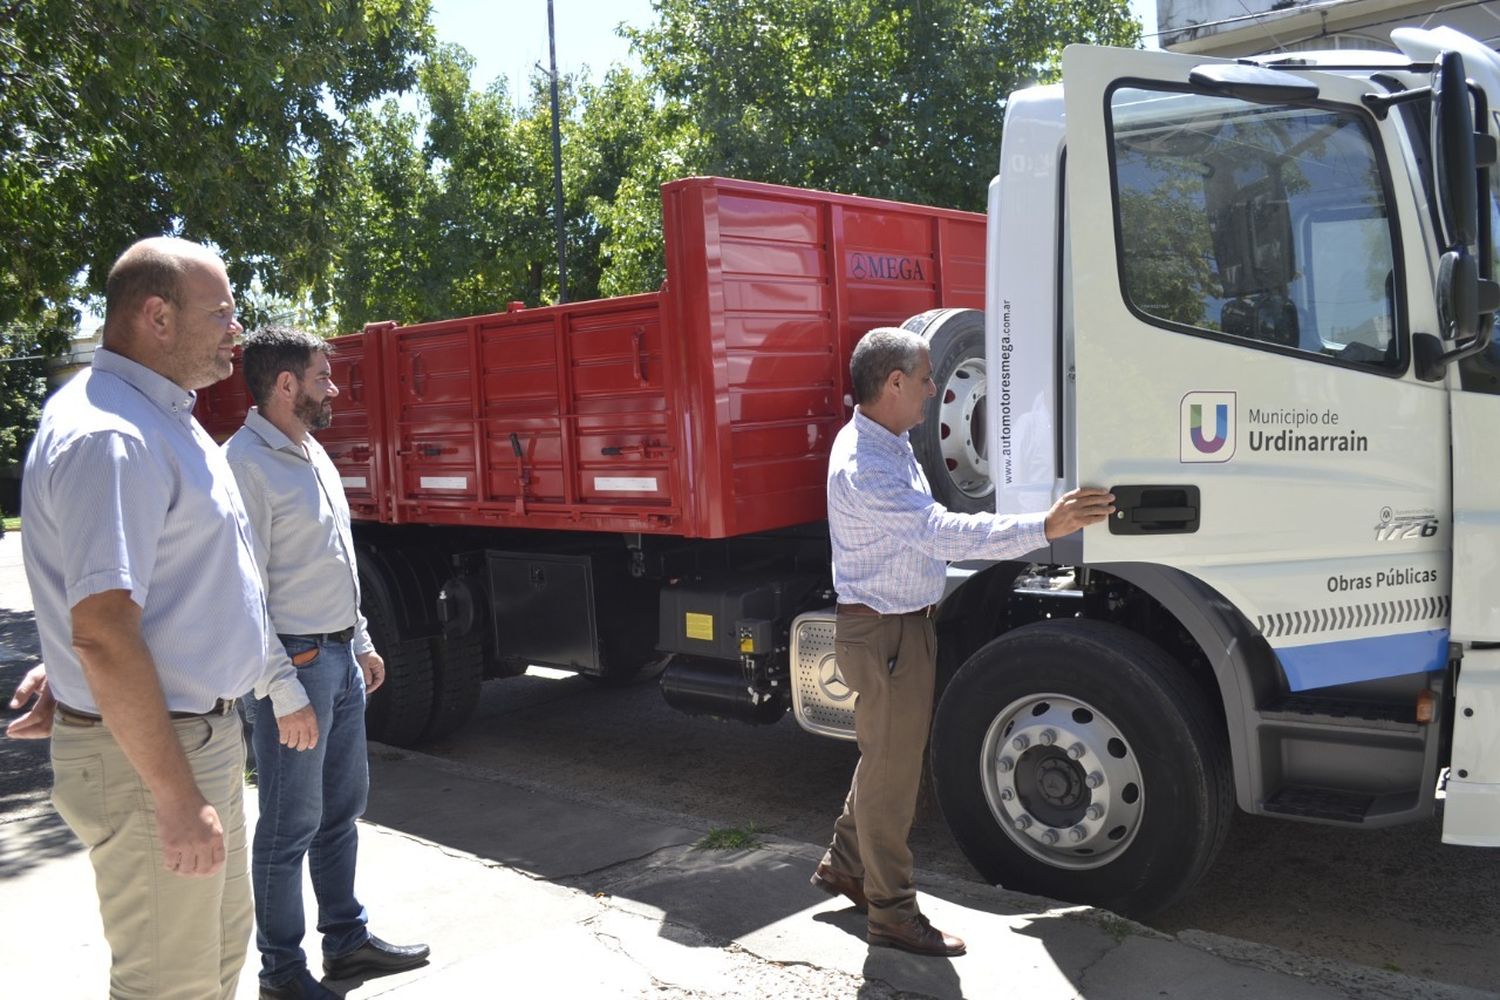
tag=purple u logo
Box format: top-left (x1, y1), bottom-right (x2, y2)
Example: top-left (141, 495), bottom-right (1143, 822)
top-left (1190, 403), bottom-right (1229, 453)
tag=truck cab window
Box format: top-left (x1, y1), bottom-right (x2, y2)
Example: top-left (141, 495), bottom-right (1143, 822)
top-left (1109, 87), bottom-right (1402, 374)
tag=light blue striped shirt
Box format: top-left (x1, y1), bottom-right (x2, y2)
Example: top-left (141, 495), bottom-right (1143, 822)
top-left (21, 349), bottom-right (271, 714)
top-left (226, 408), bottom-right (374, 716)
top-left (829, 409), bottom-right (1048, 613)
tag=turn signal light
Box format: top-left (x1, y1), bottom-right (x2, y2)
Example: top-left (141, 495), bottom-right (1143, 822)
top-left (1416, 689), bottom-right (1435, 724)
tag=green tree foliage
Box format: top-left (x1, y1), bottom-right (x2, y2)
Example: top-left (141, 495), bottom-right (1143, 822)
top-left (328, 48), bottom-right (674, 327)
top-left (1, 0), bottom-right (431, 462)
top-left (630, 0), bottom-right (1140, 211)
top-left (0, 0), bottom-right (433, 333)
top-left (329, 45), bottom-right (553, 328)
top-left (325, 0), bottom-right (1145, 325)
top-left (0, 330), bottom-right (50, 474)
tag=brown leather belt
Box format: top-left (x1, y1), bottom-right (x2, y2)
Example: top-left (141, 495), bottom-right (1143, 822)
top-left (837, 602), bottom-right (936, 618)
top-left (55, 699), bottom-right (238, 727)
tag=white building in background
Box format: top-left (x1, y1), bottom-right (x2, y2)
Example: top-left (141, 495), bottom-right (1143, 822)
top-left (1160, 0), bottom-right (1500, 56)
top-left (44, 330), bottom-right (100, 389)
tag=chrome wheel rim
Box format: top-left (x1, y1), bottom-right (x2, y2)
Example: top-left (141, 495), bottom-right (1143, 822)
top-left (937, 357), bottom-right (992, 500)
top-left (979, 692), bottom-right (1144, 870)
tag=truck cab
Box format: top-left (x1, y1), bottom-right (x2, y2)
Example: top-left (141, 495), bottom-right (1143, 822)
top-left (793, 28), bottom-right (1500, 915)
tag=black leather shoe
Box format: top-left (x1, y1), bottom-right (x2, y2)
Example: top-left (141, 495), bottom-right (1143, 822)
top-left (323, 934), bottom-right (431, 979)
top-left (260, 970), bottom-right (340, 999)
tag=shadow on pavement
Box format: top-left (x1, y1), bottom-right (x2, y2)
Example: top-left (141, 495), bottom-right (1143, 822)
top-left (0, 605), bottom-right (78, 877)
top-left (361, 749), bottom-right (1114, 998)
top-left (0, 808), bottom-right (79, 877)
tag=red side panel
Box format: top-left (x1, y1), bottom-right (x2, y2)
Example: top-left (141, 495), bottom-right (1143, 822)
top-left (192, 177), bottom-right (985, 539)
top-left (384, 294), bottom-right (680, 532)
top-left (321, 329), bottom-right (385, 521)
top-left (663, 177), bottom-right (985, 537)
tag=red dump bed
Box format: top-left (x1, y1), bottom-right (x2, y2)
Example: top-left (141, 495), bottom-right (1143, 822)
top-left (198, 176), bottom-right (984, 539)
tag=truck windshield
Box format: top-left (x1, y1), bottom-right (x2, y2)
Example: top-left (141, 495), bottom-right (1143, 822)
top-left (1108, 87), bottom-right (1401, 373)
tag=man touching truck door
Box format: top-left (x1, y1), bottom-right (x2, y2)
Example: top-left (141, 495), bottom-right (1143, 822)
top-left (812, 326), bottom-right (1114, 956)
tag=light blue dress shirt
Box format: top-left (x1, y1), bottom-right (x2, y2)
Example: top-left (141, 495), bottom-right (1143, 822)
top-left (21, 348), bottom-right (271, 714)
top-left (828, 409), bottom-right (1049, 613)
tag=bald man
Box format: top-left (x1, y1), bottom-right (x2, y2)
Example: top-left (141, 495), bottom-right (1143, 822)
top-left (18, 237), bottom-right (275, 998)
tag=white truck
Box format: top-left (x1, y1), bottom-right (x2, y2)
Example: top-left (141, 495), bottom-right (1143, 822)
top-left (788, 26), bottom-right (1500, 915)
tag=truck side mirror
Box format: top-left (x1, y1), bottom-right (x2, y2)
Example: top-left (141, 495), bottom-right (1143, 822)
top-left (1427, 50), bottom-right (1500, 376)
top-left (1434, 50), bottom-right (1478, 250)
top-left (1439, 249), bottom-right (1484, 340)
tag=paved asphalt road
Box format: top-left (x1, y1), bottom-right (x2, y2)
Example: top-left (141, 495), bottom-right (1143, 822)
top-left (0, 531), bottom-right (1496, 994)
top-left (419, 666), bottom-right (1500, 994)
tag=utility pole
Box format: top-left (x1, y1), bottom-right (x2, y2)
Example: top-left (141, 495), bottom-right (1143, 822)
top-left (547, 0), bottom-right (568, 303)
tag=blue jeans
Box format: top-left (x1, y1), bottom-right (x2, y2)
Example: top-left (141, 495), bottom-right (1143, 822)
top-left (250, 635), bottom-right (371, 986)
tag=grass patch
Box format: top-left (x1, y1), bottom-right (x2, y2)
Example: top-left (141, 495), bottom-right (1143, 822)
top-left (696, 823), bottom-right (763, 851)
top-left (1094, 913), bottom-right (1138, 943)
top-left (1, 516), bottom-right (18, 533)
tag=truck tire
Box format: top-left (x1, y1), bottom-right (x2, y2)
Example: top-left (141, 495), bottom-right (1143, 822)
top-left (360, 581), bottom-right (435, 748)
top-left (930, 619), bottom-right (1232, 917)
top-left (902, 308), bottom-right (993, 513)
top-left (420, 635), bottom-right (483, 742)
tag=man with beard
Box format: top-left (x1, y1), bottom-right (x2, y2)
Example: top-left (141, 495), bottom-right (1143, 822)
top-left (226, 327), bottom-right (429, 999)
top-left (15, 237), bottom-right (268, 998)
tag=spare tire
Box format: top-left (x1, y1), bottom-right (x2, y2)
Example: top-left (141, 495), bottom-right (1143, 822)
top-left (901, 308), bottom-right (993, 513)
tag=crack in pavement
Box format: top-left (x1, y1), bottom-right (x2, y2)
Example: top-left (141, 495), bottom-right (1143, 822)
top-left (583, 903), bottom-right (888, 1000)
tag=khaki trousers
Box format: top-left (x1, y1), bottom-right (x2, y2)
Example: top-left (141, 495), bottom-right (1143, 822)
top-left (821, 611), bottom-right (937, 925)
top-left (50, 710), bottom-right (252, 1000)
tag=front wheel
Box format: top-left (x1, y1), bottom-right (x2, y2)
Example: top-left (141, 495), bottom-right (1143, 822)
top-left (930, 620), bottom-right (1232, 917)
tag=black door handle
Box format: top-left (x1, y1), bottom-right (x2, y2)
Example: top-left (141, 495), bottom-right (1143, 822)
top-left (1109, 485), bottom-right (1200, 535)
top-left (1131, 506), bottom-right (1196, 523)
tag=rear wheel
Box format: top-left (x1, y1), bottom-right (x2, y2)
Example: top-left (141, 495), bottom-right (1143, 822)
top-left (420, 634), bottom-right (483, 742)
top-left (902, 308), bottom-right (992, 513)
top-left (930, 619), bottom-right (1232, 917)
top-left (360, 575), bottom-right (434, 748)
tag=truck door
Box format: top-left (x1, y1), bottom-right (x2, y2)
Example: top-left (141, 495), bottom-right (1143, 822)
top-left (1430, 31), bottom-right (1500, 844)
top-left (1062, 46), bottom-right (1452, 694)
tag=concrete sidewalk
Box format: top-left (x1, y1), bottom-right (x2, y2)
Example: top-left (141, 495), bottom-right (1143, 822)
top-left (1, 746), bottom-right (1492, 1000)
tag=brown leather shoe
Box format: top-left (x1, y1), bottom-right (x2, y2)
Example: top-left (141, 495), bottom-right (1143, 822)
top-left (809, 863), bottom-right (869, 911)
top-left (867, 913), bottom-right (966, 957)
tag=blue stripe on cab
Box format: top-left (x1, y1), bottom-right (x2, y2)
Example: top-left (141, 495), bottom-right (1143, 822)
top-left (1276, 629), bottom-right (1450, 691)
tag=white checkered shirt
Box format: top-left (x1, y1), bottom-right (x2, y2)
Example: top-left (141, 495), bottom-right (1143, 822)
top-left (828, 409), bottom-right (1048, 614)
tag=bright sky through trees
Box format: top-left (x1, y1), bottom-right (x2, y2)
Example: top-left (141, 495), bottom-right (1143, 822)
top-left (430, 0), bottom-right (1158, 94)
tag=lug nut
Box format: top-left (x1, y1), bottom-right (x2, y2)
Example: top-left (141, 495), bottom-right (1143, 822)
top-left (999, 787), bottom-right (1014, 802)
top-left (1069, 826), bottom-right (1088, 843)
top-left (1012, 734), bottom-right (1030, 751)
top-left (997, 756), bottom-right (1015, 774)
top-left (1067, 742), bottom-right (1086, 760)
top-left (1085, 771), bottom-right (1104, 789)
top-left (1014, 815), bottom-right (1032, 831)
top-left (1039, 729), bottom-right (1057, 746)
top-left (1042, 829), bottom-right (1060, 845)
top-left (1086, 804), bottom-right (1104, 820)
